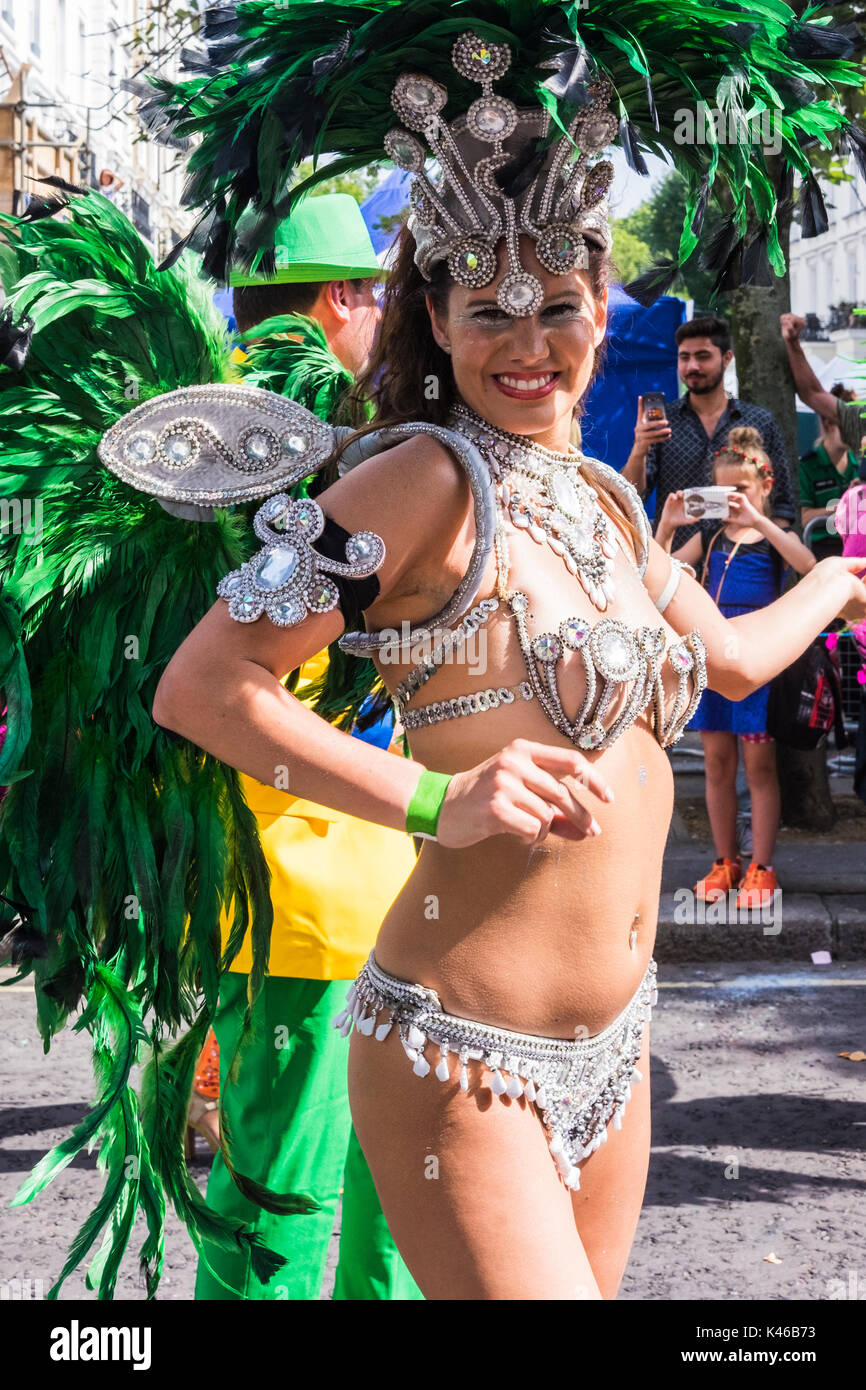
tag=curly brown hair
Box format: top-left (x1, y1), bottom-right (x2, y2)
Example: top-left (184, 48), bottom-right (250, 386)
top-left (713, 425), bottom-right (774, 478)
top-left (712, 425), bottom-right (774, 514)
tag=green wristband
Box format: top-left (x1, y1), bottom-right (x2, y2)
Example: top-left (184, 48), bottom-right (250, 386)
top-left (406, 769), bottom-right (453, 839)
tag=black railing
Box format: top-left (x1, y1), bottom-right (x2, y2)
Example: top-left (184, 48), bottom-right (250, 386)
top-left (130, 189), bottom-right (151, 241)
top-left (798, 305), bottom-right (864, 339)
top-left (827, 302), bottom-right (864, 333)
top-left (800, 312), bottom-right (829, 341)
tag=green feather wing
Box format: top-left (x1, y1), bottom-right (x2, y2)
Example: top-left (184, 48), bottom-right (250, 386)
top-left (0, 192), bottom-right (284, 1296)
top-left (236, 312), bottom-right (358, 425)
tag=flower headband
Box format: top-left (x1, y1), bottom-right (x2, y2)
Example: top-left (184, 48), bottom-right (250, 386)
top-left (713, 445), bottom-right (774, 480)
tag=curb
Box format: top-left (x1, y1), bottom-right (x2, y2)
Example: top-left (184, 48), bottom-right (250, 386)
top-left (655, 892), bottom-right (866, 963)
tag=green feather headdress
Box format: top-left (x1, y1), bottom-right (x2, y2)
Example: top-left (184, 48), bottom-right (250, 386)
top-left (0, 191), bottom-right (317, 1298)
top-left (145, 0), bottom-right (864, 301)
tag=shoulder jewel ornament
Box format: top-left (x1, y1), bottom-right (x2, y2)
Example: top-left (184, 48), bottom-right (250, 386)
top-left (217, 493), bottom-right (384, 628)
top-left (98, 383), bottom-right (336, 517)
top-left (99, 380), bottom-right (388, 627)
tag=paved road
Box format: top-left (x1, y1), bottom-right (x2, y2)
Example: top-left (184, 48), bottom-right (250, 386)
top-left (2, 962), bottom-right (864, 1302)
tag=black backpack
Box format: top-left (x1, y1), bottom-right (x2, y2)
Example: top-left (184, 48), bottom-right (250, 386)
top-left (767, 640), bottom-right (847, 750)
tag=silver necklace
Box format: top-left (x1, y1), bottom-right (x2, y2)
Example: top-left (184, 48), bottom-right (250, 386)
top-left (449, 403), bottom-right (618, 611)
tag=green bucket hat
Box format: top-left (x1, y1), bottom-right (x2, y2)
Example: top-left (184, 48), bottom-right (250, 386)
top-left (229, 193), bottom-right (382, 287)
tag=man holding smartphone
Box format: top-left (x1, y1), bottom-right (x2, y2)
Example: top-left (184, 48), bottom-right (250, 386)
top-left (623, 314), bottom-right (795, 550)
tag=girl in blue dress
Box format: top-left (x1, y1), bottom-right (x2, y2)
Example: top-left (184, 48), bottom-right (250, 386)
top-left (657, 426), bottom-right (816, 907)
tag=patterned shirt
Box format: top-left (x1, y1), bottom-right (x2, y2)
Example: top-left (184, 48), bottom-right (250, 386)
top-left (644, 393), bottom-right (795, 548)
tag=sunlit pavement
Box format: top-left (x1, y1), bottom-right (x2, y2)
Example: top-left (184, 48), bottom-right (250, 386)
top-left (2, 961), bottom-right (864, 1302)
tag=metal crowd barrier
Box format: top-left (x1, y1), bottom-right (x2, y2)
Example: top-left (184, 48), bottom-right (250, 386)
top-left (802, 516), bottom-right (864, 776)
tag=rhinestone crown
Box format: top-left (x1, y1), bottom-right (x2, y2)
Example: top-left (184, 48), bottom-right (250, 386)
top-left (385, 30), bottom-right (616, 316)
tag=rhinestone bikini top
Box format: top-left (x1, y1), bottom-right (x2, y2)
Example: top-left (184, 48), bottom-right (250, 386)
top-left (339, 408), bottom-right (707, 752)
top-left (393, 589), bottom-right (706, 750)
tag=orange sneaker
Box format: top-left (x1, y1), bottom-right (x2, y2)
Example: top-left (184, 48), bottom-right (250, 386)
top-left (735, 862), bottom-right (779, 910)
top-left (694, 856), bottom-right (742, 901)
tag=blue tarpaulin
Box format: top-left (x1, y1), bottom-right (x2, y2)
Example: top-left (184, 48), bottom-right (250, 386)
top-left (213, 285), bottom-right (236, 333)
top-left (361, 168), bottom-right (413, 255)
top-left (581, 285), bottom-right (685, 477)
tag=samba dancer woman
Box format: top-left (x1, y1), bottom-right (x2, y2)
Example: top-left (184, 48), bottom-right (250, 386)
top-left (148, 3), bottom-right (866, 1298)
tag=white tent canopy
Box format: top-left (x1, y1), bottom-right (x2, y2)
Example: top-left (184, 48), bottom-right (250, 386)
top-left (802, 352), bottom-right (866, 402)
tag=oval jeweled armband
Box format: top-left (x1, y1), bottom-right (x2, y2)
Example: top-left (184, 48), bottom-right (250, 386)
top-left (218, 493), bottom-right (385, 627)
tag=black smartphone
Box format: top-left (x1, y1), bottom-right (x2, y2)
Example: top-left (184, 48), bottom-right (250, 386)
top-left (642, 392), bottom-right (668, 423)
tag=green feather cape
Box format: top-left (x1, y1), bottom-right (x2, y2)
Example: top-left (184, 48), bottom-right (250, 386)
top-left (0, 192), bottom-right (318, 1299)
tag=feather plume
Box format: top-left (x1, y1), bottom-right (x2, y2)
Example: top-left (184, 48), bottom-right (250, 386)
top-left (787, 19), bottom-right (858, 61)
top-left (800, 171), bottom-right (830, 237)
top-left (0, 303), bottom-right (33, 369)
top-left (623, 259), bottom-right (680, 308)
top-left (18, 193), bottom-right (69, 223)
top-left (698, 215), bottom-right (741, 273)
top-left (141, 0), bottom-right (863, 300)
top-left (495, 142), bottom-right (549, 198)
top-left (740, 229), bottom-right (775, 288)
top-left (539, 32), bottom-right (596, 106)
top-left (690, 174), bottom-right (711, 238)
top-left (0, 904), bottom-right (47, 963)
top-left (619, 117), bottom-right (649, 177)
top-left (36, 173), bottom-right (92, 197)
top-left (840, 122), bottom-right (866, 184)
top-left (0, 190), bottom-right (287, 1296)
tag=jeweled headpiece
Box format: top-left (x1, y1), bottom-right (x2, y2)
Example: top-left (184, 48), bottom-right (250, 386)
top-left (383, 32), bottom-right (615, 315)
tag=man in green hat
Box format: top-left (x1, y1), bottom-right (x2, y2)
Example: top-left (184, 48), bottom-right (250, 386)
top-left (230, 192), bottom-right (383, 420)
top-left (194, 193), bottom-right (422, 1302)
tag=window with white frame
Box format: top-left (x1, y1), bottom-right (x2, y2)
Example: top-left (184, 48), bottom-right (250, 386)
top-left (846, 244), bottom-right (858, 303)
top-left (78, 16), bottom-right (86, 102)
top-left (56, 0), bottom-right (67, 86)
top-left (823, 252), bottom-right (834, 311)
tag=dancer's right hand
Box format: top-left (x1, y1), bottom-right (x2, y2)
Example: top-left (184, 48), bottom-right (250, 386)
top-left (435, 738), bottom-right (615, 849)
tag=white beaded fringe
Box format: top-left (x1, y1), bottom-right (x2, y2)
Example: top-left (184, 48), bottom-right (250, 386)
top-left (333, 981), bottom-right (652, 1194)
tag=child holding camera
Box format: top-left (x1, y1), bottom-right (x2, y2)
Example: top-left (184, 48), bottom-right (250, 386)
top-left (657, 426), bottom-right (816, 907)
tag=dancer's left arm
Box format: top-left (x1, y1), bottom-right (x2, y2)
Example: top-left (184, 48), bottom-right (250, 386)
top-left (643, 538), bottom-right (866, 700)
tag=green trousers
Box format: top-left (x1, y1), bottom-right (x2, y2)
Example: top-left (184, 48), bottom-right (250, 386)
top-left (194, 973), bottom-right (422, 1300)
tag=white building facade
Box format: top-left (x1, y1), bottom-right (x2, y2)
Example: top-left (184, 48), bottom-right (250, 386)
top-left (788, 156), bottom-right (866, 382)
top-left (0, 0), bottom-right (195, 262)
